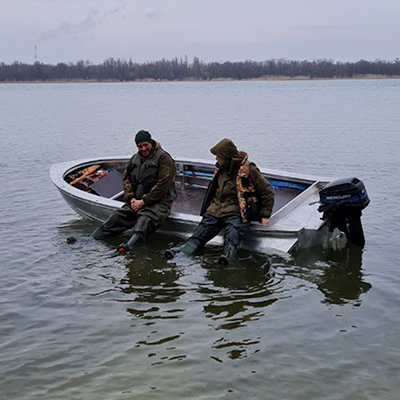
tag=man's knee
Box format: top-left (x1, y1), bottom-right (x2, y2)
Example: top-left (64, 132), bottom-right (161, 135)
top-left (225, 215), bottom-right (242, 227)
top-left (94, 206), bottom-right (137, 237)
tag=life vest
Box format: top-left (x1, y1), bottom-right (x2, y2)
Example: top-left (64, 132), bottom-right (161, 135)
top-left (128, 148), bottom-right (176, 202)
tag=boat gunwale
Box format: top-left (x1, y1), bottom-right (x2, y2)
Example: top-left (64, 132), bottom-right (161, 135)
top-left (50, 155), bottom-right (333, 232)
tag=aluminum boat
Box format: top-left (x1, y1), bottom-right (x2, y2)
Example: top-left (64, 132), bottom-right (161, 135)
top-left (50, 156), bottom-right (368, 254)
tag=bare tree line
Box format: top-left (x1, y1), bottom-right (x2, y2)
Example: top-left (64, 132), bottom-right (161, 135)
top-left (1, 57), bottom-right (399, 82)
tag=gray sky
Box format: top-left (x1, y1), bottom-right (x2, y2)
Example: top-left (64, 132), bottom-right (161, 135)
top-left (1, 0), bottom-right (399, 64)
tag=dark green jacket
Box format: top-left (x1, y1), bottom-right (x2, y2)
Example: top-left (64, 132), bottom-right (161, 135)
top-left (123, 142), bottom-right (176, 206)
top-left (201, 160), bottom-right (274, 220)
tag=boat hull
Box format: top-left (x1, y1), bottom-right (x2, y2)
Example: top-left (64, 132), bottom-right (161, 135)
top-left (50, 156), bottom-right (345, 254)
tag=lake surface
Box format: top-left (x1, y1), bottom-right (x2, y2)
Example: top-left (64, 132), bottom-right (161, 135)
top-left (1, 80), bottom-right (399, 400)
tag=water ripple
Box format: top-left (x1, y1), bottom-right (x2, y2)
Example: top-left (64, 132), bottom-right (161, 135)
top-left (1, 80), bottom-right (399, 400)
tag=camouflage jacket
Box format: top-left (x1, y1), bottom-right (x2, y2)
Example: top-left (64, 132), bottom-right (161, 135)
top-left (201, 152), bottom-right (274, 222)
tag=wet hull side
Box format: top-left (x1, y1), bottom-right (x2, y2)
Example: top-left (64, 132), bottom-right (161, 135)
top-left (51, 157), bottom-right (340, 253)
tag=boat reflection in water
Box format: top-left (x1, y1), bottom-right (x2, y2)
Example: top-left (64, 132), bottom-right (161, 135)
top-left (122, 256), bottom-right (185, 306)
top-left (58, 216), bottom-right (371, 364)
top-left (58, 217), bottom-right (370, 309)
top-left (292, 243), bottom-right (371, 305)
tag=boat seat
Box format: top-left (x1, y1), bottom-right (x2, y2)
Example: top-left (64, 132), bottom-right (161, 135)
top-left (90, 169), bottom-right (123, 198)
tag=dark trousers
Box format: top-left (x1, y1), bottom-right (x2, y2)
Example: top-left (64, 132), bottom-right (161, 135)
top-left (96, 202), bottom-right (170, 239)
top-left (191, 213), bottom-right (242, 248)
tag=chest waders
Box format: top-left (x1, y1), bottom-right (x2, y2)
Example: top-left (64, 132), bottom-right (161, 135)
top-left (117, 149), bottom-right (167, 253)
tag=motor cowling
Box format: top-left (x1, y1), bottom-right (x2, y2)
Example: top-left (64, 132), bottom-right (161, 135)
top-left (318, 177), bottom-right (370, 246)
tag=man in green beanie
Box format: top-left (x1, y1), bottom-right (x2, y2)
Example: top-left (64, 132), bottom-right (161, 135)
top-left (166, 138), bottom-right (274, 265)
top-left (92, 130), bottom-right (176, 252)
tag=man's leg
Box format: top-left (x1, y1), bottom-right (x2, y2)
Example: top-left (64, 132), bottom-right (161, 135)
top-left (92, 204), bottom-right (137, 240)
top-left (117, 215), bottom-right (155, 253)
top-left (117, 202), bottom-right (170, 253)
top-left (218, 215), bottom-right (242, 265)
top-left (166, 213), bottom-right (222, 257)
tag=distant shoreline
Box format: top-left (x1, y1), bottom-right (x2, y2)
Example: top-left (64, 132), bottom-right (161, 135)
top-left (1, 74), bottom-right (399, 84)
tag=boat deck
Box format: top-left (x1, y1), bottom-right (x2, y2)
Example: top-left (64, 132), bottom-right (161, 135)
top-left (172, 183), bottom-right (299, 216)
top-left (60, 157), bottom-right (310, 218)
top-left (173, 185), bottom-right (204, 215)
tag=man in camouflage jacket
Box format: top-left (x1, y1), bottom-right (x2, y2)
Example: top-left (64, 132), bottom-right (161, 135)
top-left (166, 138), bottom-right (274, 265)
top-left (92, 130), bottom-right (176, 252)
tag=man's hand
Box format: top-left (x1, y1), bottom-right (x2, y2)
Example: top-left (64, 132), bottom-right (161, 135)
top-left (261, 218), bottom-right (270, 226)
top-left (130, 198), bottom-right (145, 212)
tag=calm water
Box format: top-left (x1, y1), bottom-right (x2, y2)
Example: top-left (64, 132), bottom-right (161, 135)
top-left (1, 80), bottom-right (399, 400)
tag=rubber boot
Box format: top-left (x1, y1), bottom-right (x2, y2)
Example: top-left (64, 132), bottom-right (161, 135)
top-left (165, 238), bottom-right (202, 259)
top-left (181, 238), bottom-right (202, 255)
top-left (164, 247), bottom-right (179, 259)
top-left (117, 232), bottom-right (142, 253)
top-left (218, 243), bottom-right (237, 266)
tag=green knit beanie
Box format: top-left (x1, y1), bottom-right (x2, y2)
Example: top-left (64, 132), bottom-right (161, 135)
top-left (135, 130), bottom-right (154, 145)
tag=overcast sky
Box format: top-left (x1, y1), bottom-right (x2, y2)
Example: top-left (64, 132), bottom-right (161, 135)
top-left (1, 0), bottom-right (399, 64)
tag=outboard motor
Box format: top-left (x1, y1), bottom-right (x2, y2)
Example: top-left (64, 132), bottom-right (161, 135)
top-left (318, 177), bottom-right (370, 246)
